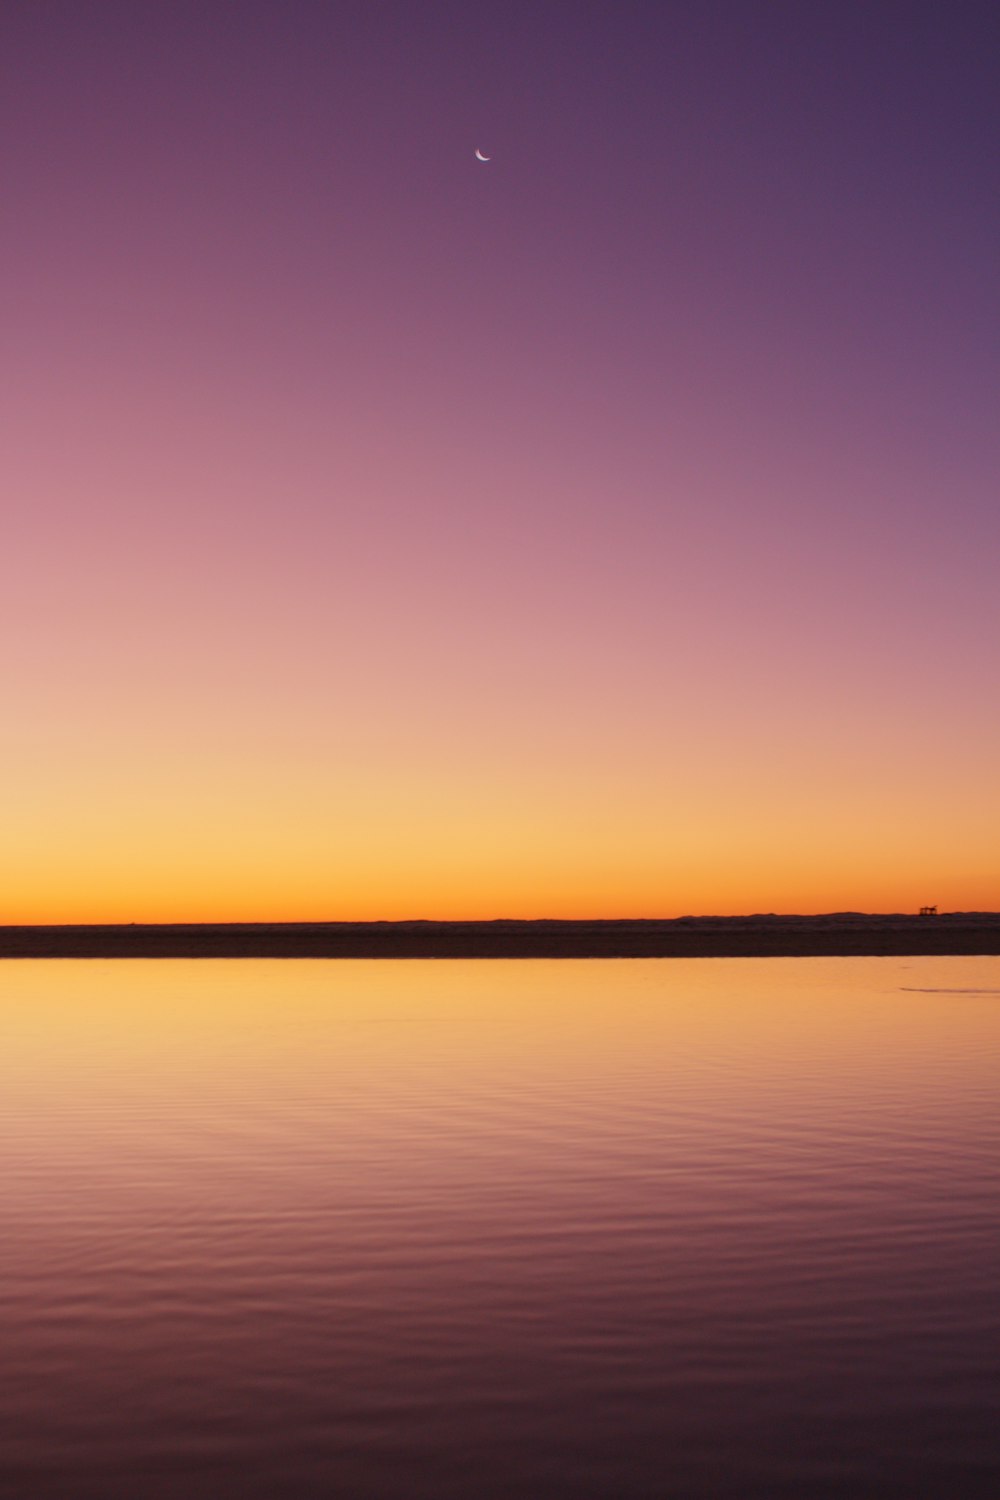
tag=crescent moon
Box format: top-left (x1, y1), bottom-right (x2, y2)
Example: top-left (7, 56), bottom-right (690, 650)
top-left (475, 149), bottom-right (491, 162)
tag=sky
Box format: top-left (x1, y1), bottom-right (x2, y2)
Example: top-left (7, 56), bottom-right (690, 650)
top-left (3, 0), bottom-right (998, 922)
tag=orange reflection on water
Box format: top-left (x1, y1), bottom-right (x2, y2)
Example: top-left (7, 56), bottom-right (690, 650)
top-left (3, 956), bottom-right (1000, 1499)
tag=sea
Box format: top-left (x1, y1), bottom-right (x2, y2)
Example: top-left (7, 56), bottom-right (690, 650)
top-left (3, 956), bottom-right (999, 1499)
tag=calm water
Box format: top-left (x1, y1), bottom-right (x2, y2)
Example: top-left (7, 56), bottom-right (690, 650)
top-left (2, 956), bottom-right (999, 1499)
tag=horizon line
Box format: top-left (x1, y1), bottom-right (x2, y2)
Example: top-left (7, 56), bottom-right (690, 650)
top-left (4, 911), bottom-right (999, 929)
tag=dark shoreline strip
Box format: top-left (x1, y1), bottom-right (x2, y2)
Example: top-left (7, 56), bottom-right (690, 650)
top-left (2, 918), bottom-right (999, 959)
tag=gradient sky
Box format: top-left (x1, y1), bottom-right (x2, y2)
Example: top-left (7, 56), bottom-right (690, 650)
top-left (4, 0), bottom-right (998, 921)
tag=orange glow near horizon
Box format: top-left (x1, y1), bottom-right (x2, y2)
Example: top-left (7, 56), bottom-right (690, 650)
top-left (4, 634), bottom-right (997, 921)
top-left (3, 750), bottom-right (996, 924)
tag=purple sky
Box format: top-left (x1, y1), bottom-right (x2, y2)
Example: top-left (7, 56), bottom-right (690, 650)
top-left (3, 1), bottom-right (998, 919)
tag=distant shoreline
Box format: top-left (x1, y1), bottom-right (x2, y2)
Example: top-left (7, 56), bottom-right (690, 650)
top-left (2, 915), bottom-right (999, 959)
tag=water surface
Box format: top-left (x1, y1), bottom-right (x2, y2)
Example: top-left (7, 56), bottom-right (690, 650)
top-left (3, 957), bottom-right (999, 1498)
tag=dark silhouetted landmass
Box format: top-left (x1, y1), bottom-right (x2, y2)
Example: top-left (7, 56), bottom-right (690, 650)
top-left (1, 913), bottom-right (999, 959)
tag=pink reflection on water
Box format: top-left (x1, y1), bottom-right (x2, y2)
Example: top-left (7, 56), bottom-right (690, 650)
top-left (3, 957), bottom-right (1000, 1498)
